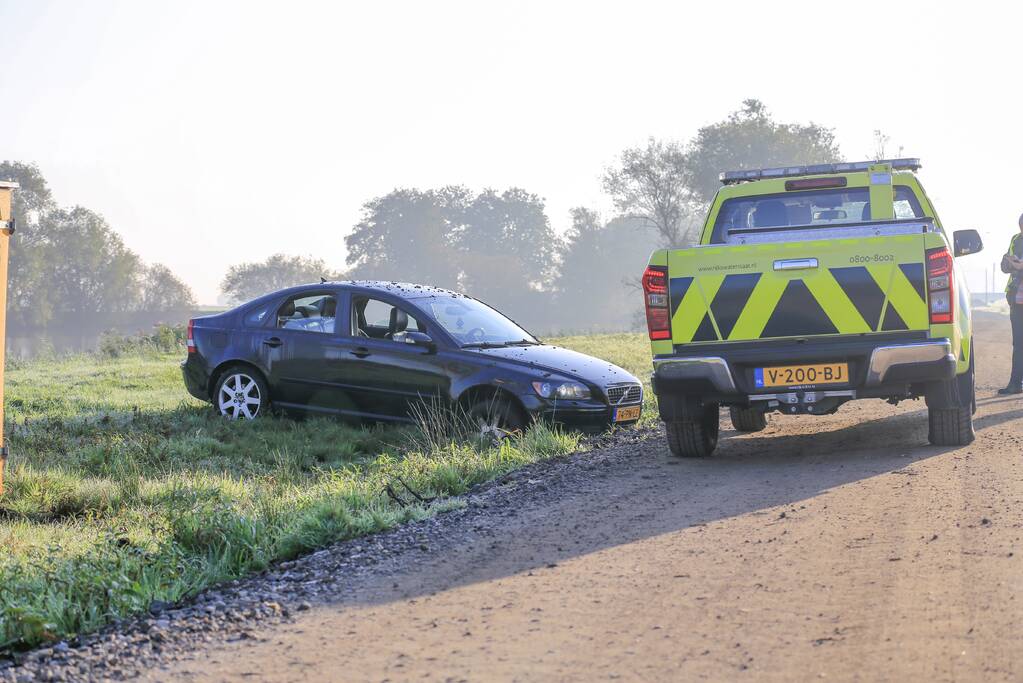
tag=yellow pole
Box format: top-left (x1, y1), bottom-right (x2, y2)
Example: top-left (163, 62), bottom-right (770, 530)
top-left (0, 181), bottom-right (15, 496)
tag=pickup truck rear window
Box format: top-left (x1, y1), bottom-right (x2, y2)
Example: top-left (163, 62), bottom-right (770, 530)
top-left (709, 186), bottom-right (924, 244)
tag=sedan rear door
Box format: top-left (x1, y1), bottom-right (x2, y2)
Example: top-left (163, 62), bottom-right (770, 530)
top-left (258, 289), bottom-right (359, 411)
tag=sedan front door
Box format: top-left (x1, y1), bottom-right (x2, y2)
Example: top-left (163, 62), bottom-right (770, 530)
top-left (335, 295), bottom-right (452, 421)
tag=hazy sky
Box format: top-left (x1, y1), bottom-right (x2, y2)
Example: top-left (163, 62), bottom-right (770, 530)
top-left (1, 0), bottom-right (1019, 303)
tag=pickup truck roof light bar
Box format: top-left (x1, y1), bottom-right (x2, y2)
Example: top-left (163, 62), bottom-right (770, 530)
top-left (719, 158), bottom-right (922, 185)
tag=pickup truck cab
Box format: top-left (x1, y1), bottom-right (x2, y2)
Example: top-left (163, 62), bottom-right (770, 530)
top-left (644, 159), bottom-right (984, 457)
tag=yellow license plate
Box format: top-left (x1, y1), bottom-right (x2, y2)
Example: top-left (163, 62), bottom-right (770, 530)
top-left (614, 405), bottom-right (642, 422)
top-left (754, 362), bottom-right (849, 388)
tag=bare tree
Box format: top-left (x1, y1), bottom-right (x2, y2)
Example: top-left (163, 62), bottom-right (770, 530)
top-left (601, 138), bottom-right (701, 248)
top-left (871, 129), bottom-right (904, 160)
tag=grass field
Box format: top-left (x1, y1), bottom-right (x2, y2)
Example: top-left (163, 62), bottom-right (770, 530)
top-left (0, 332), bottom-right (654, 651)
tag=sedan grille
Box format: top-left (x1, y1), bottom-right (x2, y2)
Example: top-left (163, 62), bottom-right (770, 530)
top-left (606, 383), bottom-right (642, 405)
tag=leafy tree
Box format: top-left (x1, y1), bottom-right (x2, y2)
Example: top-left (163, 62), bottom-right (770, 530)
top-left (457, 188), bottom-right (559, 306)
top-left (344, 187), bottom-right (467, 289)
top-left (344, 186), bottom-right (559, 312)
top-left (41, 207), bottom-right (144, 317)
top-left (1, 161), bottom-right (197, 326)
top-left (0, 161), bottom-right (53, 233)
top-left (221, 253), bottom-right (342, 304)
top-left (602, 138), bottom-right (698, 248)
top-left (684, 99), bottom-right (842, 202)
top-left (555, 209), bottom-right (660, 330)
top-left (0, 162), bottom-right (56, 317)
top-left (142, 264), bottom-right (197, 311)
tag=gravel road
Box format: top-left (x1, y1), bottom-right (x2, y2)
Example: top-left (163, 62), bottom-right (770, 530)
top-left (4, 312), bottom-right (1021, 682)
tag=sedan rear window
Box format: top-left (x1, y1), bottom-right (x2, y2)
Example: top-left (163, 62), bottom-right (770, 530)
top-left (709, 186), bottom-right (924, 244)
top-left (276, 294), bottom-right (337, 334)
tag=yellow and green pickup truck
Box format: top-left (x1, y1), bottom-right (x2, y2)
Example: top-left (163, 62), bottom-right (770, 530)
top-left (644, 159), bottom-right (983, 457)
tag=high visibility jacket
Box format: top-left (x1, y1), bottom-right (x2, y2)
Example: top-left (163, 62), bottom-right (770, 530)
top-left (1003, 233), bottom-right (1023, 299)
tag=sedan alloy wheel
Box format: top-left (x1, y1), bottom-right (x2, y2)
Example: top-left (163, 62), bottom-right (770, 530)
top-left (217, 372), bottom-right (264, 420)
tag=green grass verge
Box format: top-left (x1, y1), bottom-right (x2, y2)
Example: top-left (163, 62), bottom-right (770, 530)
top-left (0, 332), bottom-right (653, 651)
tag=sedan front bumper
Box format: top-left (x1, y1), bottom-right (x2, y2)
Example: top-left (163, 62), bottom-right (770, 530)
top-left (519, 393), bottom-right (642, 432)
top-left (543, 405), bottom-right (642, 432)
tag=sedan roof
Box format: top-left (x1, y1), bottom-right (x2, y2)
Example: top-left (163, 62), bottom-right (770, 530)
top-left (332, 280), bottom-right (464, 299)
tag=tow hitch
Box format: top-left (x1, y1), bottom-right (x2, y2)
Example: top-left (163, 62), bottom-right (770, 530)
top-left (749, 389), bottom-right (856, 415)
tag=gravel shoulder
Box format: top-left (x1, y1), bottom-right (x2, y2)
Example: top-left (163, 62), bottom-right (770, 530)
top-left (5, 312), bottom-right (1022, 682)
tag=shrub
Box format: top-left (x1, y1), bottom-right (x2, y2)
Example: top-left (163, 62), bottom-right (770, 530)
top-left (99, 324), bottom-right (187, 358)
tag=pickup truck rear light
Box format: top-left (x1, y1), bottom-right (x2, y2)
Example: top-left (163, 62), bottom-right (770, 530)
top-left (925, 247), bottom-right (954, 324)
top-left (642, 266), bottom-right (671, 340)
top-left (187, 319), bottom-right (197, 353)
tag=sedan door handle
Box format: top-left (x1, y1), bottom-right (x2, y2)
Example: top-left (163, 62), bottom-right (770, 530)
top-left (262, 337), bottom-right (283, 348)
top-left (350, 347), bottom-right (371, 359)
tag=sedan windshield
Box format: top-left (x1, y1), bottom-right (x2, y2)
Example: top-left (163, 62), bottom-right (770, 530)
top-left (417, 296), bottom-right (538, 347)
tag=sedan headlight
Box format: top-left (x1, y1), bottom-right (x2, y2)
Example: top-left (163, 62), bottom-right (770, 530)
top-left (532, 381), bottom-right (591, 400)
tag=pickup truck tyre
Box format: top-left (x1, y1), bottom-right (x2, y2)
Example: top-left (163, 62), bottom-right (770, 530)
top-left (926, 348), bottom-right (975, 447)
top-left (665, 402), bottom-right (719, 458)
top-left (729, 406), bottom-right (767, 433)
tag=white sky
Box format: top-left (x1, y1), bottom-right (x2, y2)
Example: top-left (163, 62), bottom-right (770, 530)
top-left (1, 0), bottom-right (1019, 303)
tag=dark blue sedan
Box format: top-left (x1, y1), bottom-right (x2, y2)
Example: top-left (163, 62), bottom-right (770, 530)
top-left (182, 281), bottom-right (643, 432)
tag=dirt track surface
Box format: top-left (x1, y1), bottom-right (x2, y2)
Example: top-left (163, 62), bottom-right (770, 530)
top-left (161, 313), bottom-right (1020, 681)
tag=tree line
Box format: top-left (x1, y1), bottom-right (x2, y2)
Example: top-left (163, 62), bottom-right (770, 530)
top-left (223, 100), bottom-right (840, 332)
top-left (2, 100), bottom-right (844, 338)
top-left (0, 161), bottom-right (196, 329)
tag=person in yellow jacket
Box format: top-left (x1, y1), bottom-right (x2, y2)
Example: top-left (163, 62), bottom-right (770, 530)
top-left (998, 214), bottom-right (1023, 394)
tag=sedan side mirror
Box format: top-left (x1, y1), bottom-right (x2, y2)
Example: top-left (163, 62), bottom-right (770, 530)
top-left (952, 229), bottom-right (983, 257)
top-left (404, 331), bottom-right (436, 352)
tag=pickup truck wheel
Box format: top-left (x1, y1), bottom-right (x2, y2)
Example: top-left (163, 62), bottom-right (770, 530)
top-left (728, 406), bottom-right (767, 432)
top-left (926, 349), bottom-right (975, 447)
top-left (665, 403), bottom-right (719, 457)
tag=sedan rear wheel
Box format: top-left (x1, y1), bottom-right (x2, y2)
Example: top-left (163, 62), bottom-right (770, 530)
top-left (215, 368), bottom-right (269, 420)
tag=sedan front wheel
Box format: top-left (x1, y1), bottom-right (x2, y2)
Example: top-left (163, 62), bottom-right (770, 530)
top-left (214, 367), bottom-right (269, 420)
top-left (467, 395), bottom-right (527, 442)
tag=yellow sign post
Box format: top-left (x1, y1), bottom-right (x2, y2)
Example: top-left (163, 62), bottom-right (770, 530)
top-left (0, 181), bottom-right (16, 496)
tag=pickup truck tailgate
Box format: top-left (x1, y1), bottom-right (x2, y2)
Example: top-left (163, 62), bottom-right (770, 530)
top-left (668, 234), bottom-right (929, 344)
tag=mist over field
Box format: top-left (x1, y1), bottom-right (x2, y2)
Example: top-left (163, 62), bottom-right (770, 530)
top-left (2, 1), bottom-right (1019, 355)
top-left (2, 4), bottom-right (1023, 680)
top-left (4, 99), bottom-right (878, 351)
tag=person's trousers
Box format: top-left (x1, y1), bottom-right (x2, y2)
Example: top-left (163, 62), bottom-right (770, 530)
top-left (1011, 302), bottom-right (1023, 386)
